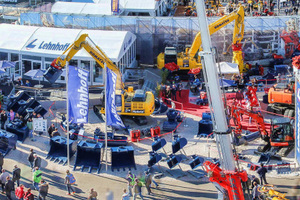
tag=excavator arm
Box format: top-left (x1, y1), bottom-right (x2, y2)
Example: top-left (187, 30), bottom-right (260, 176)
top-left (188, 6), bottom-right (244, 58)
top-left (46, 34), bottom-right (123, 89)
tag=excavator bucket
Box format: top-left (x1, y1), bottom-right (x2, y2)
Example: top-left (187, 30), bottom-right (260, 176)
top-left (7, 91), bottom-right (30, 111)
top-left (172, 137), bottom-right (187, 154)
top-left (198, 120), bottom-right (213, 137)
top-left (167, 155), bottom-right (182, 169)
top-left (74, 140), bottom-right (103, 173)
top-left (152, 138), bottom-right (166, 152)
top-left (189, 155), bottom-right (204, 170)
top-left (43, 65), bottom-right (63, 84)
top-left (6, 120), bottom-right (29, 142)
top-left (0, 131), bottom-right (17, 156)
top-left (148, 151), bottom-right (162, 167)
top-left (46, 136), bottom-right (77, 165)
top-left (111, 146), bottom-right (136, 172)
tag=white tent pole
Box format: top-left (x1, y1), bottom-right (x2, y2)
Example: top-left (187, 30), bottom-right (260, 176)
top-left (66, 62), bottom-right (70, 168)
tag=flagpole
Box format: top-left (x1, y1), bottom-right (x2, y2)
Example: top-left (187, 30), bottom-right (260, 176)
top-left (104, 64), bottom-right (108, 171)
top-left (66, 61), bottom-right (70, 168)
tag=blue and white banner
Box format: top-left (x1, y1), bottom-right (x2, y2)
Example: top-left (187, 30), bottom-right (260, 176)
top-left (111, 0), bottom-right (119, 13)
top-left (106, 67), bottom-right (125, 128)
top-left (296, 78), bottom-right (300, 164)
top-left (68, 66), bottom-right (89, 123)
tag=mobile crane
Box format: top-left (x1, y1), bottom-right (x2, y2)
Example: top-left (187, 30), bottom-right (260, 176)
top-left (157, 5), bottom-right (245, 73)
top-left (44, 34), bottom-right (155, 123)
top-left (195, 0), bottom-right (248, 199)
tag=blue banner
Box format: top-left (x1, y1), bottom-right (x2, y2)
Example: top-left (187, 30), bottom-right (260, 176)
top-left (296, 79), bottom-right (300, 164)
top-left (68, 66), bottom-right (89, 123)
top-left (106, 67), bottom-right (125, 128)
top-left (111, 0), bottom-right (119, 13)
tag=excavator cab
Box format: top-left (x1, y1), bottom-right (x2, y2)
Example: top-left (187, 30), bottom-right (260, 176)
top-left (164, 47), bottom-right (177, 65)
top-left (270, 117), bottom-right (294, 156)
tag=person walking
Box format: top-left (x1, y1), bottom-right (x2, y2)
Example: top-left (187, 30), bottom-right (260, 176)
top-left (251, 175), bottom-right (260, 190)
top-left (12, 165), bottom-right (21, 187)
top-left (38, 179), bottom-right (49, 200)
top-left (5, 176), bottom-right (14, 200)
top-left (133, 178), bottom-right (144, 200)
top-left (177, 81), bottom-right (183, 99)
top-left (0, 152), bottom-right (4, 171)
top-left (126, 171), bottom-right (135, 197)
top-left (144, 171), bottom-right (152, 195)
top-left (0, 110), bottom-right (7, 130)
top-left (24, 188), bottom-right (34, 200)
top-left (171, 82), bottom-right (177, 101)
top-left (88, 188), bottom-right (97, 200)
top-left (33, 154), bottom-right (42, 169)
top-left (15, 184), bottom-right (25, 200)
top-left (47, 124), bottom-right (55, 138)
top-left (121, 189), bottom-right (130, 200)
top-left (65, 170), bottom-right (76, 195)
top-left (27, 149), bottom-right (35, 169)
top-left (257, 163), bottom-right (268, 185)
top-left (33, 167), bottom-right (42, 191)
top-left (0, 169), bottom-right (10, 193)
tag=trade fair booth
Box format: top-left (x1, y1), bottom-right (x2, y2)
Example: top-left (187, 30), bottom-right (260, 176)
top-left (0, 24), bottom-right (136, 85)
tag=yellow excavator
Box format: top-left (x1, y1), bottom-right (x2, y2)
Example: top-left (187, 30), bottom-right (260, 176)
top-left (44, 34), bottom-right (155, 124)
top-left (157, 6), bottom-right (246, 72)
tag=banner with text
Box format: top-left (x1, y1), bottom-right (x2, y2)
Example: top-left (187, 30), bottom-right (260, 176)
top-left (296, 78), bottom-right (300, 165)
top-left (106, 67), bottom-right (125, 129)
top-left (68, 66), bottom-right (89, 123)
top-left (111, 0), bottom-right (119, 13)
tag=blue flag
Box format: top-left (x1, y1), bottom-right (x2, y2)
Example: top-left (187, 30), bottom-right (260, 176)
top-left (68, 65), bottom-right (89, 123)
top-left (106, 67), bottom-right (125, 128)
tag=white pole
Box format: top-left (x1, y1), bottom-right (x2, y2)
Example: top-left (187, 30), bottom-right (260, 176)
top-left (195, 0), bottom-right (235, 172)
top-left (104, 64), bottom-right (108, 171)
top-left (66, 62), bottom-right (70, 168)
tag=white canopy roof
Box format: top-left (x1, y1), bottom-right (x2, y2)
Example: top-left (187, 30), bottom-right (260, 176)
top-left (217, 62), bottom-right (240, 74)
top-left (0, 24), bottom-right (136, 62)
top-left (51, 2), bottom-right (112, 15)
top-left (51, 0), bottom-right (161, 15)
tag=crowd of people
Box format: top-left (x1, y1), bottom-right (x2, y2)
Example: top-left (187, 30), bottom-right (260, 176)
top-left (160, 74), bottom-right (184, 103)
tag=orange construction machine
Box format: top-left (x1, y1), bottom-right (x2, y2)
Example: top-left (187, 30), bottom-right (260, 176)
top-left (267, 79), bottom-right (295, 118)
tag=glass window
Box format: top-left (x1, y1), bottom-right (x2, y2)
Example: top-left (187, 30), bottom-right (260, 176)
top-left (11, 53), bottom-right (19, 62)
top-left (0, 52), bottom-right (8, 60)
top-left (69, 59), bottom-right (78, 66)
top-left (33, 62), bottom-right (41, 70)
top-left (115, 95), bottom-right (122, 107)
top-left (22, 55), bottom-right (41, 61)
top-left (80, 60), bottom-right (90, 82)
top-left (93, 62), bottom-right (103, 83)
top-left (45, 57), bottom-right (56, 62)
top-left (15, 62), bottom-right (20, 76)
top-left (22, 60), bottom-right (31, 74)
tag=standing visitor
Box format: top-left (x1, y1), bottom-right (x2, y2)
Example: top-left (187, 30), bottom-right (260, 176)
top-left (126, 171), bottom-right (135, 197)
top-left (8, 109), bottom-right (15, 122)
top-left (257, 163), bottom-right (268, 185)
top-left (0, 169), bottom-right (9, 193)
top-left (12, 165), bottom-right (21, 187)
top-left (27, 149), bottom-right (35, 169)
top-left (47, 124), bottom-right (55, 138)
top-left (88, 188), bottom-right (97, 200)
top-left (33, 167), bottom-right (42, 190)
top-left (24, 188), bottom-right (34, 200)
top-left (27, 118), bottom-right (34, 141)
top-left (15, 184), bottom-right (25, 200)
top-left (0, 152), bottom-right (3, 171)
top-left (144, 171), bottom-right (152, 195)
top-left (133, 178), bottom-right (144, 200)
top-left (0, 110), bottom-right (7, 130)
top-left (121, 189), bottom-right (130, 200)
top-left (65, 170), bottom-right (76, 195)
top-left (5, 176), bottom-right (14, 200)
top-left (39, 179), bottom-right (49, 200)
top-left (33, 154), bottom-right (42, 169)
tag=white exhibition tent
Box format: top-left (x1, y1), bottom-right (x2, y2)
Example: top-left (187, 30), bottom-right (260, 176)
top-left (0, 24), bottom-right (136, 63)
top-left (51, 2), bottom-right (112, 15)
top-left (217, 62), bottom-right (240, 74)
top-left (51, 0), bottom-right (168, 16)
